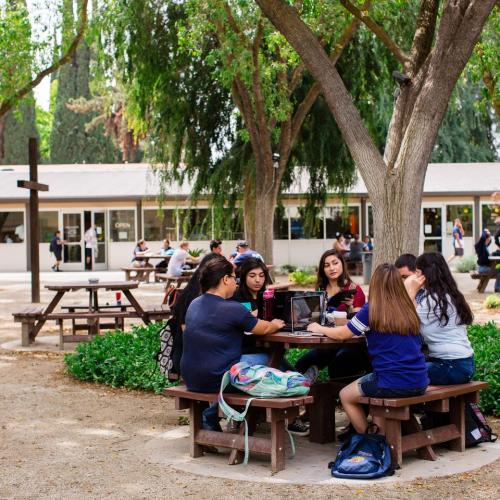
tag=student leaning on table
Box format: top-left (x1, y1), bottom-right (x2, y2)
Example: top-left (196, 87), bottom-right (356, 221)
top-left (306, 263), bottom-right (429, 435)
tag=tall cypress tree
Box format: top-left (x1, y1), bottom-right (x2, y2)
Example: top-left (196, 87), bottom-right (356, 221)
top-left (0, 0), bottom-right (38, 165)
top-left (50, 0), bottom-right (117, 163)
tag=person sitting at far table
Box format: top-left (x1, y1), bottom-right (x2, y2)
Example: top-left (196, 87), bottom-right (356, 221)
top-left (156, 238), bottom-right (174, 270)
top-left (362, 235), bottom-right (373, 252)
top-left (209, 239), bottom-right (223, 255)
top-left (395, 253), bottom-right (417, 280)
top-left (167, 241), bottom-right (200, 277)
top-left (232, 241), bottom-right (263, 267)
top-left (132, 239), bottom-right (153, 268)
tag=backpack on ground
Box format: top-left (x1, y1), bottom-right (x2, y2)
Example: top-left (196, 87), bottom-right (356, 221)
top-left (421, 403), bottom-right (497, 448)
top-left (155, 317), bottom-right (183, 382)
top-left (217, 362), bottom-right (311, 464)
top-left (329, 431), bottom-right (393, 479)
top-left (464, 402), bottom-right (498, 447)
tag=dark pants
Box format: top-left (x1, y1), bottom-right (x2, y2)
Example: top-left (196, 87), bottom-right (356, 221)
top-left (426, 357), bottom-right (474, 385)
top-left (295, 346), bottom-right (371, 379)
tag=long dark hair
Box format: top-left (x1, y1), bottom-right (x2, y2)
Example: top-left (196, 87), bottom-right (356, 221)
top-left (237, 257), bottom-right (271, 301)
top-left (172, 252), bottom-right (222, 324)
top-left (316, 249), bottom-right (352, 290)
top-left (199, 255), bottom-right (234, 293)
top-left (415, 252), bottom-right (473, 326)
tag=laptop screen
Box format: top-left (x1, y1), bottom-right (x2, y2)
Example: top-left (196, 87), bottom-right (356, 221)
top-left (257, 290), bottom-right (325, 329)
top-left (291, 295), bottom-right (323, 331)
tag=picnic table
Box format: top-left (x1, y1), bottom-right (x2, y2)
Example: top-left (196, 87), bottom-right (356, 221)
top-left (258, 331), bottom-right (366, 443)
top-left (133, 253), bottom-right (171, 266)
top-left (471, 255), bottom-right (500, 292)
top-left (13, 281), bottom-right (170, 348)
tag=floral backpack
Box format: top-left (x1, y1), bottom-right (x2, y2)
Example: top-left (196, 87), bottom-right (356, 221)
top-left (217, 362), bottom-right (311, 464)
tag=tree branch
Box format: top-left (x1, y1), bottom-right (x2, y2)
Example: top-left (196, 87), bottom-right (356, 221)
top-left (409, 0), bottom-right (439, 74)
top-left (339, 0), bottom-right (410, 66)
top-left (0, 0), bottom-right (89, 119)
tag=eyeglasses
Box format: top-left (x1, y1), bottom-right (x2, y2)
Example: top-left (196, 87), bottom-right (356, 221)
top-left (226, 274), bottom-right (237, 280)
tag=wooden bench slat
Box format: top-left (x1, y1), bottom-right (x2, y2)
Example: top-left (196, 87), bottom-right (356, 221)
top-left (358, 381), bottom-right (488, 407)
top-left (401, 424), bottom-right (460, 453)
top-left (195, 429), bottom-right (272, 455)
top-left (164, 385), bottom-right (313, 408)
top-left (48, 311), bottom-right (132, 320)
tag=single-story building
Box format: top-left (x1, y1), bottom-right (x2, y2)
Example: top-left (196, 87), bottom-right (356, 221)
top-left (0, 162), bottom-right (498, 271)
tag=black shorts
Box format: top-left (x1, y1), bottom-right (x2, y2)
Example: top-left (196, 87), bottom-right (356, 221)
top-left (85, 248), bottom-right (92, 260)
top-left (454, 247), bottom-right (464, 256)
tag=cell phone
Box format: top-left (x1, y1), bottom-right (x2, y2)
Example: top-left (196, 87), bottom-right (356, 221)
top-left (344, 289), bottom-right (357, 297)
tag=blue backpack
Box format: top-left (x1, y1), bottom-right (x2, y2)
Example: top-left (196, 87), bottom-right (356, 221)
top-left (329, 432), bottom-right (393, 479)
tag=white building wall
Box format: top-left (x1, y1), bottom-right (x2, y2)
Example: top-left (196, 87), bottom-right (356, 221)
top-left (0, 243), bottom-right (26, 271)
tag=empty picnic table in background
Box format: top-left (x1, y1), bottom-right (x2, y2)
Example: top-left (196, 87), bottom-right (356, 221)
top-left (122, 254), bottom-right (171, 283)
top-left (470, 255), bottom-right (500, 292)
top-left (13, 281), bottom-right (170, 349)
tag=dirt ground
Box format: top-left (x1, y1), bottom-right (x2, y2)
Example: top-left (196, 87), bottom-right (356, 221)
top-left (0, 271), bottom-right (499, 499)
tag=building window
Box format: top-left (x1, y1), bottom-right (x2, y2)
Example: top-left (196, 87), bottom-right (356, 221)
top-left (40, 211), bottom-right (59, 243)
top-left (446, 205), bottom-right (473, 237)
top-left (367, 205), bottom-right (373, 237)
top-left (109, 210), bottom-right (136, 242)
top-left (143, 209), bottom-right (176, 241)
top-left (482, 204), bottom-right (500, 234)
top-left (213, 208), bottom-right (244, 241)
top-left (273, 206), bottom-right (289, 239)
top-left (177, 208), bottom-right (211, 240)
top-left (0, 211), bottom-right (24, 243)
top-left (325, 206), bottom-right (360, 239)
top-left (289, 206), bottom-right (323, 239)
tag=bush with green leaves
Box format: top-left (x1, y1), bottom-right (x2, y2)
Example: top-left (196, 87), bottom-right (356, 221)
top-left (468, 322), bottom-right (500, 415)
top-left (288, 270), bottom-right (316, 287)
top-left (64, 322), bottom-right (174, 394)
top-left (484, 295), bottom-right (500, 309)
top-left (454, 255), bottom-right (477, 273)
top-left (188, 248), bottom-right (205, 257)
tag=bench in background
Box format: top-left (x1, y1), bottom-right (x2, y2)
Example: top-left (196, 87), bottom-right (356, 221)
top-left (13, 307), bottom-right (45, 346)
top-left (121, 266), bottom-right (154, 283)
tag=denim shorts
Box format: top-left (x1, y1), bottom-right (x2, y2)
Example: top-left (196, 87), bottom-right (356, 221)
top-left (426, 356), bottom-right (474, 385)
top-left (358, 372), bottom-right (427, 398)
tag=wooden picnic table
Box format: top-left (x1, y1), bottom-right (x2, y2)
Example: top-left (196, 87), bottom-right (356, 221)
top-left (472, 255), bottom-right (500, 292)
top-left (133, 253), bottom-right (171, 265)
top-left (17, 281), bottom-right (151, 345)
top-left (258, 331), bottom-right (366, 443)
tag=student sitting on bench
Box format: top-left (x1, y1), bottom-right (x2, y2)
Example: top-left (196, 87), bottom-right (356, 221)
top-left (306, 263), bottom-right (428, 435)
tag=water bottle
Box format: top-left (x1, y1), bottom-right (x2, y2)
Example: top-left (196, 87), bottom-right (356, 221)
top-left (262, 289), bottom-right (275, 321)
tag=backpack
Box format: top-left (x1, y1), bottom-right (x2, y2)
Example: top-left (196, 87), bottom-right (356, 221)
top-left (329, 431), bottom-right (393, 479)
top-left (155, 318), bottom-right (183, 382)
top-left (421, 403), bottom-right (497, 448)
top-left (465, 403), bottom-right (498, 447)
top-left (217, 362), bottom-right (311, 464)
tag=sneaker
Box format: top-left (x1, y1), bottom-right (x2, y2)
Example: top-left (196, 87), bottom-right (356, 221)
top-left (56, 268), bottom-right (63, 272)
top-left (287, 418), bottom-right (310, 436)
top-left (304, 365), bottom-right (319, 384)
top-left (51, 265), bottom-right (56, 272)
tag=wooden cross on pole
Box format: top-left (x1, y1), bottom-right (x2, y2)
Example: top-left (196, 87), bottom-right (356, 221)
top-left (17, 138), bottom-right (49, 303)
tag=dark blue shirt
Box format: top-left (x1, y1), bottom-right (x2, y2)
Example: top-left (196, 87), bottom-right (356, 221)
top-left (180, 293), bottom-right (258, 392)
top-left (347, 303), bottom-right (428, 390)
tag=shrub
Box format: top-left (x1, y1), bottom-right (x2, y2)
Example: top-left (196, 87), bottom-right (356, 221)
top-left (288, 270), bottom-right (316, 286)
top-left (64, 322), bottom-right (173, 394)
top-left (484, 294), bottom-right (500, 309)
top-left (468, 322), bottom-right (500, 415)
top-left (454, 255), bottom-right (477, 273)
top-left (278, 264), bottom-right (296, 274)
top-left (188, 248), bottom-right (204, 257)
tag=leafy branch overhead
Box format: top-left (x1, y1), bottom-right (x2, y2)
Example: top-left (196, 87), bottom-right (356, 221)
top-left (0, 0), bottom-right (89, 120)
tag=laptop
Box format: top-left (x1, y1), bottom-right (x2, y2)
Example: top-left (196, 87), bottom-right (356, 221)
top-left (257, 290), bottom-right (325, 332)
top-left (290, 294), bottom-right (325, 336)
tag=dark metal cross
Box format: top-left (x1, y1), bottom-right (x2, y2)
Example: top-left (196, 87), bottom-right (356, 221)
top-left (17, 138), bottom-right (49, 303)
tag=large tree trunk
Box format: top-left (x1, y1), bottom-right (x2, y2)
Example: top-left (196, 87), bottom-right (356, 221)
top-left (255, 0), bottom-right (495, 268)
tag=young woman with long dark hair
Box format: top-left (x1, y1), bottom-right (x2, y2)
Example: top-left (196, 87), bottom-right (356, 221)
top-left (180, 256), bottom-right (284, 431)
top-left (406, 252), bottom-right (475, 385)
top-left (307, 264), bottom-right (428, 434)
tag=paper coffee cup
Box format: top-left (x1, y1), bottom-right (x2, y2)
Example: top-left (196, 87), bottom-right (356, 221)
top-left (333, 310), bottom-right (347, 326)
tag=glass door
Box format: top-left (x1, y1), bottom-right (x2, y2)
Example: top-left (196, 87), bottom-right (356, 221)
top-left (92, 211), bottom-right (107, 270)
top-left (422, 207), bottom-right (443, 253)
top-left (62, 211), bottom-right (83, 269)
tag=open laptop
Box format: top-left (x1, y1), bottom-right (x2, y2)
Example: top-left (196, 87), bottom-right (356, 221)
top-left (290, 294), bottom-right (325, 336)
top-left (257, 290), bottom-right (325, 332)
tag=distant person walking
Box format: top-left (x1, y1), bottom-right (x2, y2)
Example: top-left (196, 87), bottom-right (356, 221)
top-left (49, 231), bottom-right (65, 272)
top-left (84, 225), bottom-right (98, 270)
top-left (447, 218), bottom-right (464, 264)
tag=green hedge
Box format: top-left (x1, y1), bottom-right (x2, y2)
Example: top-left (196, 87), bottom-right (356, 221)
top-left (65, 321), bottom-right (499, 415)
top-left (64, 322), bottom-right (173, 394)
top-left (468, 322), bottom-right (500, 415)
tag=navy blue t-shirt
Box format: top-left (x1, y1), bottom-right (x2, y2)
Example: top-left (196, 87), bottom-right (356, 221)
top-left (347, 303), bottom-right (428, 390)
top-left (180, 293), bottom-right (259, 392)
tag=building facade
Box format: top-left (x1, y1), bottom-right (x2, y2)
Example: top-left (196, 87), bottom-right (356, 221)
top-left (0, 163), bottom-right (498, 272)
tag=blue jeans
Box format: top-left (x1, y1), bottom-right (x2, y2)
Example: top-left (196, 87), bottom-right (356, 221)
top-left (426, 357), bottom-right (475, 385)
top-left (358, 372), bottom-right (427, 398)
top-left (202, 353), bottom-right (270, 431)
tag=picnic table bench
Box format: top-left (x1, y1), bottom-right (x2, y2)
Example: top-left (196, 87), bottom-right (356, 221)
top-left (164, 385), bottom-right (314, 472)
top-left (13, 307), bottom-right (45, 347)
top-left (121, 265), bottom-right (154, 283)
top-left (359, 381), bottom-right (489, 468)
top-left (470, 256), bottom-right (499, 292)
